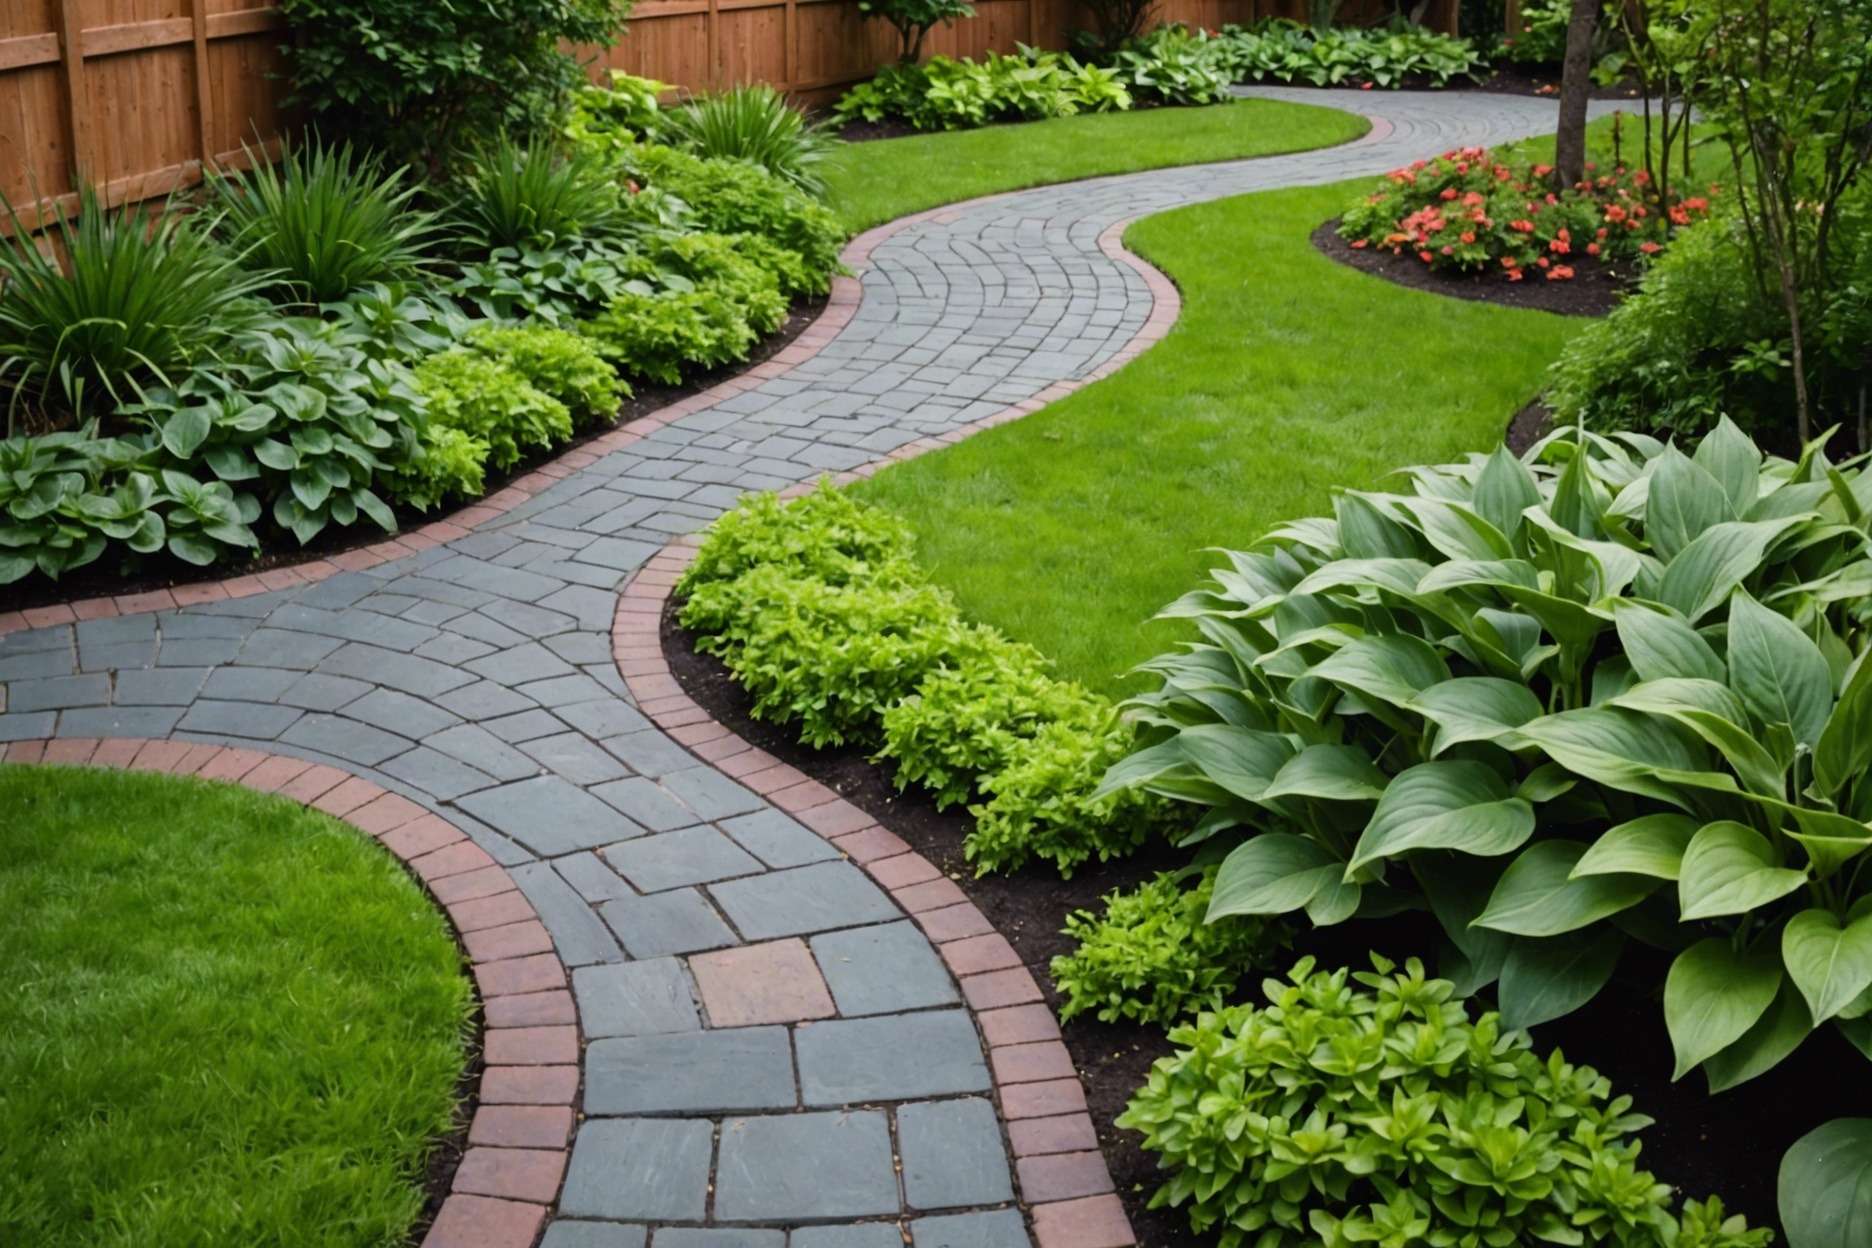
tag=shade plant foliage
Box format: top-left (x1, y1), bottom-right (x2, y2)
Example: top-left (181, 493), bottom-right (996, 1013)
top-left (1103, 419), bottom-right (1872, 1092)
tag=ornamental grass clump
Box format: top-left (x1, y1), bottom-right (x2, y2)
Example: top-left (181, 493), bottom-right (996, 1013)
top-left (1337, 146), bottom-right (1714, 282)
top-left (1120, 955), bottom-right (1768, 1248)
top-left (1104, 420), bottom-right (1872, 1088)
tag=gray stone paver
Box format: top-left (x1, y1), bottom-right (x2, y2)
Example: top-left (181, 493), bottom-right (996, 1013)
top-left (713, 1111), bottom-right (899, 1222)
top-left (0, 90), bottom-right (1607, 1240)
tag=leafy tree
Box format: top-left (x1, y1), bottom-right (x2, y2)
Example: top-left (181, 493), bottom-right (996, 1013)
top-left (276, 0), bottom-right (633, 161)
top-left (1553, 0), bottom-right (1600, 186)
top-left (856, 0), bottom-right (976, 64)
top-left (1072, 0), bottom-right (1158, 57)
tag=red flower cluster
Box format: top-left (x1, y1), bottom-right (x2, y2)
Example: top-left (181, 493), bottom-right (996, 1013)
top-left (1338, 145), bottom-right (1718, 283)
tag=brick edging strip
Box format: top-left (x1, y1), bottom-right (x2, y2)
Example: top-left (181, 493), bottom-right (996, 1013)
top-left (0, 738), bottom-right (579, 1248)
top-left (615, 551), bottom-right (1146, 1248)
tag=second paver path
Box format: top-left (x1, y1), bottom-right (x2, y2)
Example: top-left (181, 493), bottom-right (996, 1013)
top-left (0, 90), bottom-right (1621, 1247)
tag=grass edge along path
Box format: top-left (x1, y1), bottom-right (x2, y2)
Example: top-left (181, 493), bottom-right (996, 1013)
top-left (823, 98), bottom-right (1373, 232)
top-left (854, 174), bottom-right (1584, 697)
top-left (0, 764), bottom-right (472, 1248)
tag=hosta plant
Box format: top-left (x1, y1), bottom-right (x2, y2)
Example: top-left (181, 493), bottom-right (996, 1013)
top-left (1119, 954), bottom-right (1768, 1248)
top-left (1103, 419), bottom-right (1872, 1088)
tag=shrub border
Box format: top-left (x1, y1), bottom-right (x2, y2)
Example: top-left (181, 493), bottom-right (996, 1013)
top-left (0, 738), bottom-right (579, 1248)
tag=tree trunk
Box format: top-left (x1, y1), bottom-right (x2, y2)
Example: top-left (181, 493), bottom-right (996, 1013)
top-left (1554, 0), bottom-right (1599, 187)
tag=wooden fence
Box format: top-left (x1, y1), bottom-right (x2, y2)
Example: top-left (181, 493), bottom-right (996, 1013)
top-left (0, 0), bottom-right (1454, 230)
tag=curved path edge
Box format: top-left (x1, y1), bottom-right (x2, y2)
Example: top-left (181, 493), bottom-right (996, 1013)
top-left (0, 738), bottom-right (580, 1248)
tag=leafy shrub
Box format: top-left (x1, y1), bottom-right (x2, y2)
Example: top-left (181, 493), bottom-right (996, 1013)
top-left (858, 0), bottom-right (975, 64)
top-left (660, 85), bottom-right (838, 198)
top-left (1103, 421), bottom-right (1872, 1087)
top-left (1548, 195), bottom-right (1872, 446)
top-left (1120, 955), bottom-right (1769, 1248)
top-left (583, 231), bottom-right (787, 384)
top-left (465, 324), bottom-right (626, 427)
top-left (413, 349), bottom-right (571, 471)
top-left (276, 0), bottom-right (631, 155)
top-left (831, 51), bottom-right (1133, 133)
top-left (1051, 868), bottom-right (1281, 1024)
top-left (387, 424), bottom-right (488, 512)
top-left (1113, 25), bottom-right (1234, 105)
top-left (1338, 145), bottom-right (1714, 282)
top-left (1502, 0), bottom-right (1575, 64)
top-left (211, 137), bottom-right (435, 304)
top-left (0, 187), bottom-right (267, 430)
top-left (563, 72), bottom-right (669, 159)
top-left (622, 142), bottom-right (845, 294)
top-left (445, 135), bottom-right (626, 251)
top-left (679, 483), bottom-right (1157, 875)
top-left (324, 283), bottom-right (475, 363)
top-left (1218, 18), bottom-right (1486, 88)
top-left (447, 236), bottom-right (646, 326)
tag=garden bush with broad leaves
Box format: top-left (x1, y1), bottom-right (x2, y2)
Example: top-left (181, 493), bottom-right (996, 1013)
top-left (1102, 420), bottom-right (1872, 1091)
top-left (1120, 954), bottom-right (1767, 1248)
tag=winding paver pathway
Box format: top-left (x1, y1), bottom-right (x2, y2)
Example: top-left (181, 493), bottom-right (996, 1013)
top-left (0, 90), bottom-right (1622, 1248)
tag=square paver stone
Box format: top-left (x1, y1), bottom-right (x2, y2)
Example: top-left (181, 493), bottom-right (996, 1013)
top-left (573, 959), bottom-right (700, 1038)
top-left (540, 1223), bottom-right (648, 1248)
top-left (911, 1210), bottom-right (1032, 1248)
top-left (559, 1117), bottom-right (711, 1220)
top-left (653, 1232), bottom-right (785, 1248)
top-left (796, 1011), bottom-right (990, 1106)
top-left (710, 861), bottom-right (899, 940)
top-left (811, 921), bottom-right (958, 1016)
top-left (792, 1228), bottom-right (906, 1248)
top-left (898, 1098), bottom-right (1014, 1209)
top-left (691, 939), bottom-right (837, 1027)
top-left (593, 777), bottom-right (707, 832)
top-left (600, 889), bottom-right (737, 957)
top-left (714, 1111), bottom-right (899, 1222)
top-left (584, 1027), bottom-right (795, 1115)
top-left (457, 776), bottom-right (646, 857)
top-left (720, 809), bottom-right (839, 869)
top-left (603, 827), bottom-right (762, 892)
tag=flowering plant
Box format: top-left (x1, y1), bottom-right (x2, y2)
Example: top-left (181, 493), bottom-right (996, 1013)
top-left (1337, 145), bottom-right (1714, 282)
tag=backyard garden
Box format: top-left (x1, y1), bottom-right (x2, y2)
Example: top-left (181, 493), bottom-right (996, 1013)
top-left (3, 0), bottom-right (1872, 1245)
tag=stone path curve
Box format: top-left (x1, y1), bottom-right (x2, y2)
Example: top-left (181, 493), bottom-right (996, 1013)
top-left (0, 89), bottom-right (1621, 1248)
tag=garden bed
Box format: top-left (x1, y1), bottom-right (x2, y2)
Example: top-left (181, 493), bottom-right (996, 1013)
top-left (1311, 216), bottom-right (1630, 317)
top-left (664, 592), bottom-right (1853, 1241)
top-left (5, 296), bottom-right (824, 614)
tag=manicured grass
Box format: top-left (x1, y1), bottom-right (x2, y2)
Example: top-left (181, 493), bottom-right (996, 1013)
top-left (822, 99), bottom-right (1372, 232)
top-left (854, 176), bottom-right (1584, 697)
top-left (0, 765), bottom-right (472, 1247)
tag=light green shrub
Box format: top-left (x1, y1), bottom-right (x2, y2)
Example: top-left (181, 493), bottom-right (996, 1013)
top-left (466, 323), bottom-right (626, 426)
top-left (413, 350), bottom-right (571, 470)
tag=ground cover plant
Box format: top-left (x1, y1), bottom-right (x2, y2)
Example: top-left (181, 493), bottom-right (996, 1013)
top-left (0, 764), bottom-right (470, 1246)
top-left (1121, 954), bottom-right (1767, 1248)
top-left (1103, 418), bottom-right (1872, 1097)
top-left (1217, 17), bottom-right (1487, 88)
top-left (821, 95), bottom-right (1368, 231)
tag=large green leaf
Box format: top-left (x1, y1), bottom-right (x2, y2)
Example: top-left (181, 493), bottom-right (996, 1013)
top-left (1728, 588), bottom-right (1833, 747)
top-left (161, 405), bottom-right (213, 459)
top-left (1572, 813), bottom-right (1697, 881)
top-left (1783, 909), bottom-right (1872, 1025)
top-left (1336, 490), bottom-right (1417, 559)
top-left (1678, 821), bottom-right (1810, 921)
top-left (1386, 494), bottom-right (1513, 562)
top-left (1172, 724), bottom-right (1298, 803)
top-left (1307, 634), bottom-right (1450, 710)
top-left (1608, 677), bottom-right (1785, 798)
top-left (1779, 1119), bottom-right (1872, 1248)
top-left (1512, 707), bottom-right (1713, 808)
top-left (1473, 840), bottom-right (1658, 937)
top-left (1497, 928), bottom-right (1622, 1029)
top-left (1408, 678), bottom-right (1544, 755)
top-left (1815, 653), bottom-right (1872, 798)
top-left (1693, 414), bottom-right (1762, 516)
top-left (1259, 744), bottom-right (1388, 803)
top-left (1209, 833), bottom-right (1342, 919)
top-left (1655, 516), bottom-right (1806, 622)
top-left (1648, 446), bottom-right (1733, 561)
top-left (1664, 938), bottom-right (1782, 1078)
top-left (1703, 975), bottom-right (1811, 1093)
top-left (1473, 445), bottom-right (1540, 540)
top-left (1347, 761), bottom-right (1535, 871)
top-left (1420, 854), bottom-right (1512, 994)
top-left (1612, 602), bottom-right (1725, 684)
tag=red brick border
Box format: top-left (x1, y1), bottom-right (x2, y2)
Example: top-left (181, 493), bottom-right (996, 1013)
top-left (0, 738), bottom-right (579, 1248)
top-left (614, 547), bottom-right (1142, 1248)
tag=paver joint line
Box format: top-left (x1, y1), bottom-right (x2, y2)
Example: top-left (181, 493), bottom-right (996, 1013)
top-left (0, 89), bottom-right (1626, 1247)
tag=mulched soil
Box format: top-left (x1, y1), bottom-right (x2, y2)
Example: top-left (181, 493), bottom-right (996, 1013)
top-left (1471, 63), bottom-right (1649, 101)
top-left (7, 297), bottom-right (826, 613)
top-left (665, 596), bottom-right (1872, 1242)
top-left (1312, 216), bottom-right (1632, 317)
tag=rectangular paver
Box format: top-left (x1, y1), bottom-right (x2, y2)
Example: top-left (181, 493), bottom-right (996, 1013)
top-left (713, 1110), bottom-right (899, 1222)
top-left (572, 959), bottom-right (700, 1038)
top-left (557, 1117), bottom-right (712, 1220)
top-left (811, 921), bottom-right (959, 1016)
top-left (710, 861), bottom-right (899, 940)
top-left (583, 1027), bottom-right (795, 1115)
top-left (796, 1010), bottom-right (990, 1105)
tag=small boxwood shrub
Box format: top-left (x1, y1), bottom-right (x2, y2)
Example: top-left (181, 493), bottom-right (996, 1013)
top-left (1051, 867), bottom-right (1283, 1025)
top-left (413, 349), bottom-right (570, 471)
top-left (465, 323), bottom-right (626, 427)
top-left (1120, 955), bottom-right (1769, 1248)
top-left (679, 482), bottom-right (1159, 875)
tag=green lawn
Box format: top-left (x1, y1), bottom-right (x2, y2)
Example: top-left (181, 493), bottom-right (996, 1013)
top-left (822, 98), bottom-right (1372, 232)
top-left (854, 177), bottom-right (1585, 697)
top-left (0, 766), bottom-right (472, 1247)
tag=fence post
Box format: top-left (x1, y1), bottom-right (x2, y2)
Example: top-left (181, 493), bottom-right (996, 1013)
top-left (52, 0), bottom-right (93, 198)
top-left (189, 0), bottom-right (215, 175)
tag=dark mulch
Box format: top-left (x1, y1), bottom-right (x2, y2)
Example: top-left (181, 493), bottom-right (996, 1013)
top-left (835, 117), bottom-right (924, 143)
top-left (1507, 396), bottom-right (1556, 453)
top-left (665, 593), bottom-right (1869, 1240)
top-left (7, 297), bottom-right (826, 613)
top-left (1471, 63), bottom-right (1649, 101)
top-left (1312, 216), bottom-right (1632, 317)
